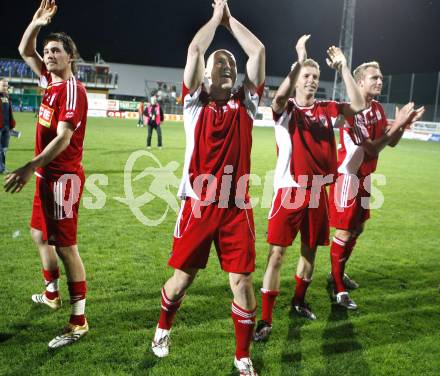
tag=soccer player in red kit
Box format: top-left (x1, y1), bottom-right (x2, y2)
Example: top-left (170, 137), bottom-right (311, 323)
top-left (253, 35), bottom-right (365, 341)
top-left (4, 0), bottom-right (89, 348)
top-left (328, 61), bottom-right (424, 309)
top-left (150, 1), bottom-right (265, 374)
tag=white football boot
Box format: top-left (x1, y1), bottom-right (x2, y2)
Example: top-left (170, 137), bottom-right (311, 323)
top-left (151, 326), bottom-right (171, 358)
top-left (234, 357), bottom-right (258, 376)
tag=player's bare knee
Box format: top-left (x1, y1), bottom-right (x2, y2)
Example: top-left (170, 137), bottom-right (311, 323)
top-left (230, 273), bottom-right (253, 295)
top-left (170, 268), bottom-right (197, 296)
top-left (335, 229), bottom-right (352, 242)
top-left (55, 246), bottom-right (78, 262)
top-left (30, 228), bottom-right (44, 245)
top-left (268, 247), bottom-right (285, 270)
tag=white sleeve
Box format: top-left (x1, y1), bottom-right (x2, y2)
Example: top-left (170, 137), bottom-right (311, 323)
top-left (39, 75), bottom-right (49, 89)
top-left (243, 85), bottom-right (260, 119)
top-left (273, 109), bottom-right (300, 191)
top-left (183, 86), bottom-right (202, 110)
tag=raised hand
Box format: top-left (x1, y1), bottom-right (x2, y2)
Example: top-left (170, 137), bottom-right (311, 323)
top-left (221, 2), bottom-right (232, 27)
top-left (326, 46), bottom-right (347, 72)
top-left (408, 105), bottom-right (425, 125)
top-left (32, 0), bottom-right (58, 27)
top-left (395, 104), bottom-right (425, 129)
top-left (394, 102), bottom-right (418, 127)
top-left (212, 0), bottom-right (227, 25)
top-left (296, 35), bottom-right (310, 65)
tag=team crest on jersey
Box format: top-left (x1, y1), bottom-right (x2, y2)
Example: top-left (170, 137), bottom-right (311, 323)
top-left (39, 103), bottom-right (54, 128)
top-left (376, 110), bottom-right (382, 120)
top-left (228, 100), bottom-right (239, 110)
top-left (319, 115), bottom-right (328, 128)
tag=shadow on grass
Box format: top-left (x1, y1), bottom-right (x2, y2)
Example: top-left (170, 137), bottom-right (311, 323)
top-left (0, 333), bottom-right (14, 343)
top-left (249, 339), bottom-right (266, 376)
top-left (321, 303), bottom-right (371, 375)
top-left (0, 304), bottom-right (58, 345)
top-left (136, 353), bottom-right (160, 375)
top-left (1, 306), bottom-right (64, 375)
top-left (90, 290), bottom-right (160, 305)
top-left (7, 350), bottom-right (55, 376)
top-left (279, 309), bottom-right (307, 376)
top-left (93, 283), bottom-right (235, 334)
top-left (247, 300), bottom-right (310, 375)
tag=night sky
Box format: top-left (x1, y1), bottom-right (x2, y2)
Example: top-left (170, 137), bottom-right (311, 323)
top-left (2, 0), bottom-right (439, 80)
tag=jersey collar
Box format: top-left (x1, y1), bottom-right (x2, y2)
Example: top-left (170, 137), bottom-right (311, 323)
top-left (293, 97), bottom-right (316, 110)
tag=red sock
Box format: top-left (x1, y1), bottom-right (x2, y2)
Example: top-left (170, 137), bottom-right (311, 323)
top-left (231, 302), bottom-right (256, 360)
top-left (158, 287), bottom-right (184, 330)
top-left (261, 289), bottom-right (279, 325)
top-left (330, 237), bottom-right (349, 293)
top-left (43, 268), bottom-right (60, 300)
top-left (292, 275), bottom-right (311, 305)
top-left (346, 237), bottom-right (357, 260)
top-left (68, 281), bottom-right (87, 326)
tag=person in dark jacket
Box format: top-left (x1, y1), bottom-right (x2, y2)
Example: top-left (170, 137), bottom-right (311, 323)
top-left (0, 78), bottom-right (16, 173)
top-left (145, 96), bottom-right (164, 149)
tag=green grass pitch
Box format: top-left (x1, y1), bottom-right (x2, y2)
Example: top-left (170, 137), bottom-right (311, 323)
top-left (1, 113), bottom-right (439, 375)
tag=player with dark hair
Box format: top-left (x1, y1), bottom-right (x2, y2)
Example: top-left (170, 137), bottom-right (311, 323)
top-left (5, 0), bottom-right (89, 349)
top-left (254, 35), bottom-right (365, 342)
top-left (150, 1), bottom-right (265, 374)
top-left (328, 61), bottom-right (424, 309)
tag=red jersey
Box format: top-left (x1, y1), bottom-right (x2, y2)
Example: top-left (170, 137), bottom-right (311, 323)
top-left (272, 98), bottom-right (345, 189)
top-left (177, 83), bottom-right (264, 204)
top-left (337, 100), bottom-right (387, 177)
top-left (36, 65), bottom-right (87, 177)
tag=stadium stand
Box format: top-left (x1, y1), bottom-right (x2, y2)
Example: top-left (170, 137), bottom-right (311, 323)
top-left (0, 58), bottom-right (118, 88)
top-left (2, 57), bottom-right (438, 125)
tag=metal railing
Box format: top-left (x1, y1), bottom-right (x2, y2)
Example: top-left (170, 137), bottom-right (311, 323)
top-left (379, 72), bottom-right (440, 122)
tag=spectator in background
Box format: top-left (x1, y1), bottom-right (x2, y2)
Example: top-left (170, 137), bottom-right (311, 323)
top-left (145, 96), bottom-right (164, 149)
top-left (176, 94), bottom-right (182, 105)
top-left (0, 78), bottom-right (16, 174)
top-left (137, 100), bottom-right (144, 127)
top-left (170, 85), bottom-right (177, 107)
top-left (156, 83), bottom-right (164, 103)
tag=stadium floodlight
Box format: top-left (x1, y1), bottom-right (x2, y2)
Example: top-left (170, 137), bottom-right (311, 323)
top-left (332, 0), bottom-right (356, 102)
top-left (434, 72), bottom-right (440, 122)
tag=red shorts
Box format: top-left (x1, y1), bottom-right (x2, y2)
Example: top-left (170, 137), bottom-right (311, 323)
top-left (169, 199), bottom-right (256, 273)
top-left (30, 170), bottom-right (85, 247)
top-left (267, 187), bottom-right (330, 249)
top-left (329, 174), bottom-right (370, 231)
